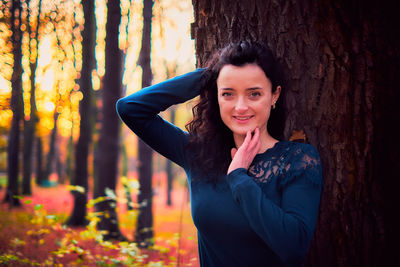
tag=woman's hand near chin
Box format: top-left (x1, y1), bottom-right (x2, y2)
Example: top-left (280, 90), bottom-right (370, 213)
top-left (227, 127), bottom-right (261, 174)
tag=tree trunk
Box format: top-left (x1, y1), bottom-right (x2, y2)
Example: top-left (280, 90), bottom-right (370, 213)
top-left (22, 112), bottom-right (36, 194)
top-left (166, 107), bottom-right (175, 206)
top-left (121, 144), bottom-right (133, 210)
top-left (135, 0), bottom-right (155, 248)
top-left (93, 0), bottom-right (124, 240)
top-left (191, 0), bottom-right (400, 266)
top-left (42, 112), bottom-right (59, 186)
top-left (55, 148), bottom-right (64, 183)
top-left (4, 0), bottom-right (23, 207)
top-left (66, 0), bottom-right (95, 227)
top-left (22, 0), bottom-right (42, 195)
top-left (35, 136), bottom-right (44, 185)
top-left (65, 127), bottom-right (74, 182)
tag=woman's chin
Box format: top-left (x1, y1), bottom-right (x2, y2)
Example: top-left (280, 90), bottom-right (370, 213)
top-left (231, 128), bottom-right (252, 137)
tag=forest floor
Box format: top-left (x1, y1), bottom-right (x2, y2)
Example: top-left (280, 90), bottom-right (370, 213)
top-left (0, 172), bottom-right (199, 266)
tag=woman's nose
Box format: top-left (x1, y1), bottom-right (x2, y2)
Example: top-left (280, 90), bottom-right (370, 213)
top-left (235, 98), bottom-right (248, 113)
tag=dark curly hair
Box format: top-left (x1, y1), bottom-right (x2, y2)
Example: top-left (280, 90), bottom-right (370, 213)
top-left (186, 40), bottom-right (284, 181)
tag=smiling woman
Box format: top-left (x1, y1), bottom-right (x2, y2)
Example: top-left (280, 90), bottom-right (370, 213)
top-left (217, 64), bottom-right (281, 150)
top-left (117, 40), bottom-right (323, 267)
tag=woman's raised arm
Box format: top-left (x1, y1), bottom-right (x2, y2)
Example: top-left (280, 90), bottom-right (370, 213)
top-left (116, 68), bottom-right (204, 169)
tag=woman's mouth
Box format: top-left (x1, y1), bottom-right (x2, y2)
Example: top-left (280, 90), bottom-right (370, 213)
top-left (233, 115), bottom-right (254, 123)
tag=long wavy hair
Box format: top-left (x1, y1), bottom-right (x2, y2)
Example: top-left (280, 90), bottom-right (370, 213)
top-left (186, 40), bottom-right (284, 181)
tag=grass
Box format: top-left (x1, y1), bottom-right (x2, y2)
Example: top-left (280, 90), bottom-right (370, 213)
top-left (0, 173), bottom-right (199, 266)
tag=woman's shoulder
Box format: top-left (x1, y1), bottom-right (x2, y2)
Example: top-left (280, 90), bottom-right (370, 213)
top-left (277, 140), bottom-right (320, 163)
top-left (276, 140), bottom-right (322, 187)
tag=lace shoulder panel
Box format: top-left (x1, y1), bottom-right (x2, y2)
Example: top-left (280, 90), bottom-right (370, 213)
top-left (248, 141), bottom-right (322, 188)
top-left (279, 142), bottom-right (322, 188)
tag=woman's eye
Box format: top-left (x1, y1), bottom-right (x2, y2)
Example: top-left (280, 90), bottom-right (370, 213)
top-left (250, 92), bottom-right (261, 97)
top-left (222, 92), bottom-right (232, 97)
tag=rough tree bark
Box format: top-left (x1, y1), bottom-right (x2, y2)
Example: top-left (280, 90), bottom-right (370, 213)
top-left (67, 0), bottom-right (95, 227)
top-left (191, 0), bottom-right (400, 266)
top-left (93, 0), bottom-right (124, 240)
top-left (22, 0), bottom-right (42, 195)
top-left (4, 0), bottom-right (23, 207)
top-left (135, 0), bottom-right (155, 248)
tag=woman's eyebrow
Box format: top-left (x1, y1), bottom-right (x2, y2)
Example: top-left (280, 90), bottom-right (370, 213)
top-left (219, 87), bottom-right (262, 91)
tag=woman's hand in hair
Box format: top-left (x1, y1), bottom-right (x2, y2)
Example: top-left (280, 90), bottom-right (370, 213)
top-left (227, 128), bottom-right (261, 174)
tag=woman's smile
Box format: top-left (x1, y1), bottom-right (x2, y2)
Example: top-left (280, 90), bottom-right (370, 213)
top-left (233, 115), bottom-right (254, 123)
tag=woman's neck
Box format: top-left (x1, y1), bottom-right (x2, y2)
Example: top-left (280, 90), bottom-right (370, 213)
top-left (233, 129), bottom-right (278, 154)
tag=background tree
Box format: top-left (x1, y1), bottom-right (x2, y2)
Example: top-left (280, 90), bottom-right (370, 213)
top-left (135, 0), bottom-right (155, 248)
top-left (42, 111), bottom-right (59, 185)
top-left (191, 0), bottom-right (400, 266)
top-left (35, 136), bottom-right (44, 185)
top-left (4, 0), bottom-right (23, 207)
top-left (67, 0), bottom-right (95, 226)
top-left (165, 66), bottom-right (177, 206)
top-left (22, 0), bottom-right (42, 195)
top-left (93, 0), bottom-right (124, 240)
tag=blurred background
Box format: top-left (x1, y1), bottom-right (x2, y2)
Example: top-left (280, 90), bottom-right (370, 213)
top-left (0, 0), bottom-right (200, 266)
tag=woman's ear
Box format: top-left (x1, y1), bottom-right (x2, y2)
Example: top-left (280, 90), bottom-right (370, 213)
top-left (273, 85), bottom-right (281, 103)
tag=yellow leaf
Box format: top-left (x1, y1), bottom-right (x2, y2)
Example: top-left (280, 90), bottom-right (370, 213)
top-left (289, 129), bottom-right (306, 142)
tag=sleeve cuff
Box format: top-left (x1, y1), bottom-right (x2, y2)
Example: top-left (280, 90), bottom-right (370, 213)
top-left (226, 168), bottom-right (252, 192)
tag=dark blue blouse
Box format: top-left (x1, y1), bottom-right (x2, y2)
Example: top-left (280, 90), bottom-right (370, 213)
top-left (116, 69), bottom-right (323, 267)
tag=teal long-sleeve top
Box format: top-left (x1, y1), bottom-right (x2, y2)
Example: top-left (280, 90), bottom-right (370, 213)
top-left (116, 69), bottom-right (323, 267)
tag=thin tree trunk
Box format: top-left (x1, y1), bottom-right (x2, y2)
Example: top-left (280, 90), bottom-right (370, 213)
top-left (191, 0), bottom-right (400, 266)
top-left (56, 148), bottom-right (64, 183)
top-left (163, 64), bottom-right (177, 207)
top-left (135, 0), bottom-right (155, 248)
top-left (22, 113), bottom-right (36, 194)
top-left (67, 0), bottom-right (95, 227)
top-left (4, 0), bottom-right (23, 207)
top-left (22, 0), bottom-right (42, 195)
top-left (65, 107), bottom-right (74, 183)
top-left (93, 0), bottom-right (124, 240)
top-left (43, 112), bottom-right (59, 185)
top-left (166, 107), bottom-right (175, 206)
top-left (35, 136), bottom-right (44, 185)
top-left (121, 144), bottom-right (133, 210)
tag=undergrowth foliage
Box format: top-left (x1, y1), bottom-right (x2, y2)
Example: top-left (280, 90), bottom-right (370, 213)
top-left (0, 183), bottom-right (177, 266)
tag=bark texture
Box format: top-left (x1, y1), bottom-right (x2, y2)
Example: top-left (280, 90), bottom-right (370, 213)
top-left (94, 0), bottom-right (123, 240)
top-left (67, 0), bottom-right (95, 227)
top-left (5, 0), bottom-right (23, 207)
top-left (135, 0), bottom-right (155, 248)
top-left (191, 0), bottom-right (400, 266)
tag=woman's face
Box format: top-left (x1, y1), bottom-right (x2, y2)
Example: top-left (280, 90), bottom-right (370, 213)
top-left (217, 63), bottom-right (280, 138)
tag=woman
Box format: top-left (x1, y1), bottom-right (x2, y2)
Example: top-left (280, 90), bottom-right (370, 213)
top-left (117, 40), bottom-right (323, 267)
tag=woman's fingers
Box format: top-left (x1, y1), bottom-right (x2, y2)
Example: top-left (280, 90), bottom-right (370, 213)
top-left (227, 128), bottom-right (260, 174)
top-left (231, 148), bottom-right (237, 159)
top-left (249, 128), bottom-right (260, 150)
top-left (243, 128), bottom-right (260, 154)
top-left (242, 130), bottom-right (252, 148)
top-left (241, 129), bottom-right (257, 150)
